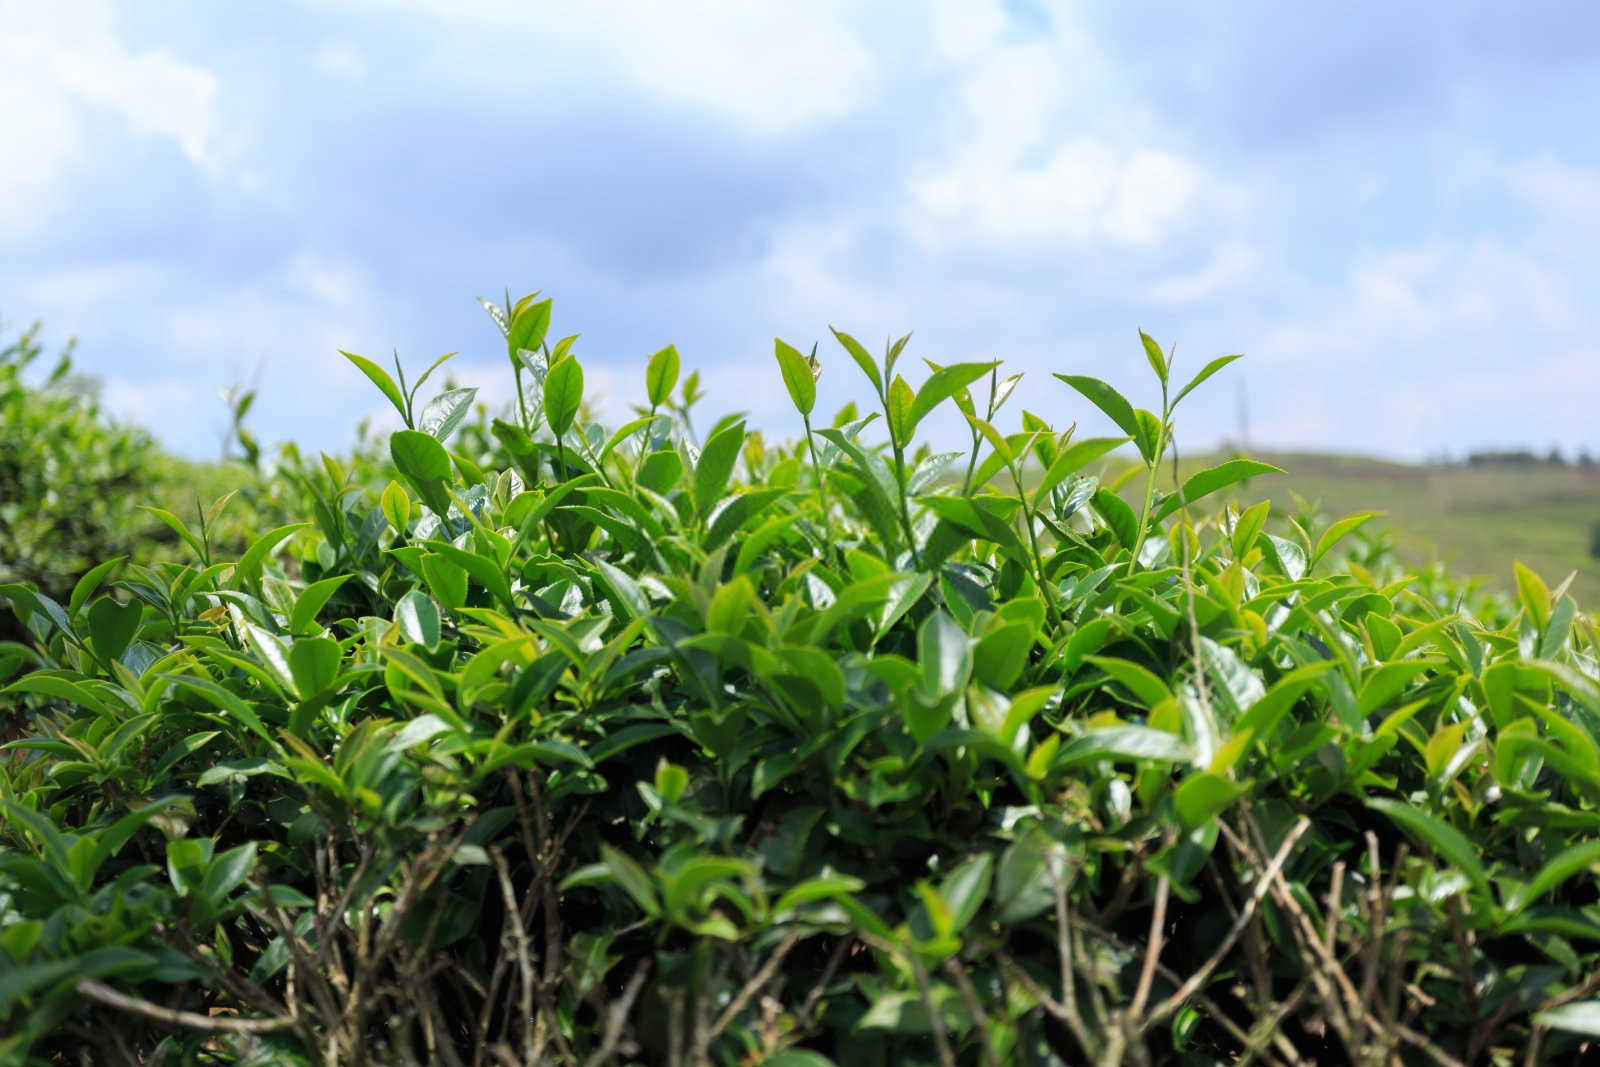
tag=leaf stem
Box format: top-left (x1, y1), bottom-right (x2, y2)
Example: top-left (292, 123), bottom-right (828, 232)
top-left (1125, 378), bottom-right (1172, 576)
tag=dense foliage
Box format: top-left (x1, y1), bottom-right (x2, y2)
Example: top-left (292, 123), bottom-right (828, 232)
top-left (4, 293), bottom-right (1600, 1065)
top-left (0, 327), bottom-right (165, 645)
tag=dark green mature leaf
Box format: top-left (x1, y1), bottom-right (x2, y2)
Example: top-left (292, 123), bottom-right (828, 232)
top-left (1506, 841), bottom-right (1600, 915)
top-left (598, 845), bottom-right (660, 917)
top-left (814, 428), bottom-right (901, 547)
top-left (592, 557), bottom-right (651, 620)
top-left (86, 597), bottom-right (141, 663)
top-left (994, 824), bottom-right (1061, 923)
top-left (1367, 797), bottom-right (1491, 897)
top-left (939, 853), bottom-right (993, 934)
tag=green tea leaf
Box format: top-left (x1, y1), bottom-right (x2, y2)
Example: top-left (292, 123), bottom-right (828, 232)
top-left (1514, 560), bottom-right (1552, 630)
top-left (1054, 373), bottom-right (1140, 438)
top-left (1311, 511), bottom-right (1382, 568)
top-left (543, 355), bottom-right (584, 438)
top-left (1093, 488), bottom-right (1140, 550)
top-left (394, 589), bottom-right (440, 650)
top-left (994, 824), bottom-right (1061, 923)
top-left (886, 374), bottom-right (915, 447)
top-left (380, 480), bottom-right (412, 535)
top-left (694, 418), bottom-right (746, 517)
top-left (908, 361), bottom-right (998, 440)
top-left (1366, 797), bottom-right (1490, 897)
top-left (1154, 459), bottom-right (1285, 522)
top-left (201, 842), bottom-right (258, 904)
top-left (418, 386), bottom-right (478, 442)
top-left (1172, 353), bottom-right (1243, 407)
top-left (1229, 499), bottom-right (1271, 557)
top-left (68, 556), bottom-right (126, 619)
top-left (939, 853), bottom-right (993, 934)
top-left (86, 597), bottom-right (141, 663)
top-left (1052, 726), bottom-right (1193, 769)
top-left (508, 296), bottom-right (552, 355)
top-left (774, 338), bottom-right (816, 416)
top-left (1534, 1000), bottom-right (1600, 1038)
top-left (1139, 330), bottom-right (1167, 382)
top-left (599, 844), bottom-right (660, 917)
top-left (1175, 772), bottom-right (1246, 829)
top-left (288, 637), bottom-right (341, 699)
top-left (1034, 436), bottom-right (1127, 502)
top-left (646, 344), bottom-right (681, 408)
top-left (391, 430), bottom-right (455, 516)
top-left (341, 350), bottom-right (408, 422)
top-left (830, 327), bottom-right (883, 396)
top-left (289, 574), bottom-right (351, 635)
top-left (919, 611), bottom-right (971, 699)
top-left (1086, 656), bottom-right (1173, 709)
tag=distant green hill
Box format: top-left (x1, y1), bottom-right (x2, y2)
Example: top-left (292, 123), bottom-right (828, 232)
top-left (1172, 451), bottom-right (1600, 608)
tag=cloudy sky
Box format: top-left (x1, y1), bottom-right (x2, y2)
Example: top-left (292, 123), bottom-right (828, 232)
top-left (4, 0), bottom-right (1599, 461)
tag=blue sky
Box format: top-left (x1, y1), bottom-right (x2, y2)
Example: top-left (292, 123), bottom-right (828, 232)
top-left (4, 0), bottom-right (1599, 461)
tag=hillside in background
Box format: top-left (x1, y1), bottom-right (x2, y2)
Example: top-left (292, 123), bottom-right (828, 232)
top-left (1184, 450), bottom-right (1600, 607)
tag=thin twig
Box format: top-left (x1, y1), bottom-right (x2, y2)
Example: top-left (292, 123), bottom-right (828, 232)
top-left (710, 933), bottom-right (802, 1038)
top-left (582, 960), bottom-right (651, 1067)
top-left (943, 957), bottom-right (1001, 1067)
top-left (1129, 873), bottom-right (1170, 1020)
top-left (75, 979), bottom-right (296, 1034)
top-left (491, 846), bottom-right (538, 1065)
top-left (1144, 816), bottom-right (1311, 1028)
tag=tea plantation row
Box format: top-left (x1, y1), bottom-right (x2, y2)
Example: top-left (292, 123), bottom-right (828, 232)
top-left (3, 295), bottom-right (1600, 1065)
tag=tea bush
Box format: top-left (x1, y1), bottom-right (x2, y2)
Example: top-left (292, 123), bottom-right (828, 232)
top-left (4, 293), bottom-right (1600, 1065)
top-left (0, 326), bottom-right (165, 645)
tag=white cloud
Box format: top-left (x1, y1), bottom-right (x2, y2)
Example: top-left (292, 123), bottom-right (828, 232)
top-left (0, 0), bottom-right (233, 240)
top-left (929, 0), bottom-right (1008, 64)
top-left (318, 0), bottom-right (879, 136)
top-left (906, 140), bottom-right (1207, 253)
top-left (1145, 244), bottom-right (1265, 306)
top-left (313, 43), bottom-right (368, 81)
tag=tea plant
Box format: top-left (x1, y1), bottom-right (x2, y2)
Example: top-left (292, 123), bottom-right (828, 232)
top-left (3, 293), bottom-right (1600, 1065)
top-left (0, 326), bottom-right (164, 646)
